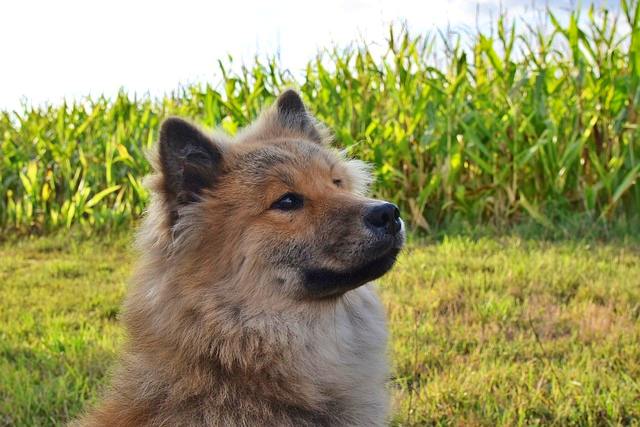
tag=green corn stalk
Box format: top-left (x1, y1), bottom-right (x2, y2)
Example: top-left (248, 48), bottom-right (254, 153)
top-left (0, 1), bottom-right (638, 234)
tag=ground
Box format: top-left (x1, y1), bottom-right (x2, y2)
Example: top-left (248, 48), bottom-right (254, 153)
top-left (1, 233), bottom-right (639, 426)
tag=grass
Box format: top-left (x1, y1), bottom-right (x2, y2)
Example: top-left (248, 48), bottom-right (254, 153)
top-left (1, 233), bottom-right (638, 426)
top-left (2, 1), bottom-right (640, 233)
top-left (0, 234), bottom-right (129, 426)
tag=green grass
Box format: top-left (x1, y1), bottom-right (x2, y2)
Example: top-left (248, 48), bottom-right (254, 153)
top-left (0, 234), bottom-right (130, 426)
top-left (2, 1), bottom-right (640, 233)
top-left (1, 233), bottom-right (639, 426)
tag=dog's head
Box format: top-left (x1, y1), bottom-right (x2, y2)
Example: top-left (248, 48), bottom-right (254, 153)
top-left (150, 90), bottom-right (403, 301)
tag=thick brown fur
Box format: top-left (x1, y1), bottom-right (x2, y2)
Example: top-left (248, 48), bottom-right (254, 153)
top-left (74, 90), bottom-right (403, 427)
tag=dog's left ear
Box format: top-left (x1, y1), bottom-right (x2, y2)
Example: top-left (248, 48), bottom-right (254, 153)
top-left (158, 117), bottom-right (223, 208)
top-left (274, 89), bottom-right (324, 143)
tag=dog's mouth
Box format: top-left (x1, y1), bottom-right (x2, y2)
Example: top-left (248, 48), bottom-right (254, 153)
top-left (302, 245), bottom-right (401, 299)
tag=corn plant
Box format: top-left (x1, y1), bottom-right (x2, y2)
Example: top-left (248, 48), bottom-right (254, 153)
top-left (1, 1), bottom-right (638, 234)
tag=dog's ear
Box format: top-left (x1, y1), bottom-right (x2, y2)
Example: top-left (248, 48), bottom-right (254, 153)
top-left (158, 117), bottom-right (223, 207)
top-left (274, 89), bottom-right (324, 143)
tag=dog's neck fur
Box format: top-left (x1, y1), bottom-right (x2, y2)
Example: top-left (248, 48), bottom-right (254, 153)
top-left (92, 209), bottom-right (389, 426)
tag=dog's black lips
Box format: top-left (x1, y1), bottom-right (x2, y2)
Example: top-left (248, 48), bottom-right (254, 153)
top-left (303, 247), bottom-right (400, 298)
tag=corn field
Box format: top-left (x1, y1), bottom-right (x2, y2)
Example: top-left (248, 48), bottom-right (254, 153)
top-left (1, 2), bottom-right (639, 234)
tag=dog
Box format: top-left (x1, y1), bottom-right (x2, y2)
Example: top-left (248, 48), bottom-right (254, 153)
top-left (74, 89), bottom-right (404, 426)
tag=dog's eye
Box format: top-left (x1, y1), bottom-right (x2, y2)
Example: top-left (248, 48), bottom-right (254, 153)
top-left (333, 179), bottom-right (342, 187)
top-left (271, 193), bottom-right (304, 211)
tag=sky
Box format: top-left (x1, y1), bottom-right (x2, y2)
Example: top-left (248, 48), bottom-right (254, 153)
top-left (0, 0), bottom-right (622, 110)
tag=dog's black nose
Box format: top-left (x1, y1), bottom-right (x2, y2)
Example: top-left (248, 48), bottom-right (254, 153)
top-left (364, 203), bottom-right (401, 235)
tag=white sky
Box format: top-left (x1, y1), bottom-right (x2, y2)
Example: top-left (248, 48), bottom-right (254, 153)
top-left (0, 0), bottom-right (620, 110)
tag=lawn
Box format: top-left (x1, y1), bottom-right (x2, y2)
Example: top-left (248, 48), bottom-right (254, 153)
top-left (1, 233), bottom-right (639, 426)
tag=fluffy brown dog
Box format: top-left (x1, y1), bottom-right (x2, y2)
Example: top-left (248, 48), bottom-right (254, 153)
top-left (75, 90), bottom-right (404, 426)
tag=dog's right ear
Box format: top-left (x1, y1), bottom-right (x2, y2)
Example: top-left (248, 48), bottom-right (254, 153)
top-left (158, 117), bottom-right (223, 207)
top-left (273, 89), bottom-right (324, 144)
top-left (237, 89), bottom-right (328, 145)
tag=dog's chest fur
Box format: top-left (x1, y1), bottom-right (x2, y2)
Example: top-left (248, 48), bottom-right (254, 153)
top-left (78, 284), bottom-right (389, 427)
